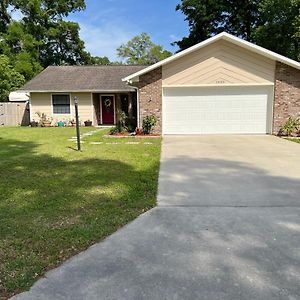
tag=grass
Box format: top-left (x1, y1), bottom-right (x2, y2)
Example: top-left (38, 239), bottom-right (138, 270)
top-left (0, 127), bottom-right (161, 298)
top-left (286, 137), bottom-right (300, 144)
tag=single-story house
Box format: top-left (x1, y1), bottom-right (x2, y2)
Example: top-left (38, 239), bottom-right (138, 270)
top-left (20, 32), bottom-right (300, 135)
top-left (20, 65), bottom-right (145, 127)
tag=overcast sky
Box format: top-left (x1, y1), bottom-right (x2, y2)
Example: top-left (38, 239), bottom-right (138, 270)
top-left (66, 0), bottom-right (189, 60)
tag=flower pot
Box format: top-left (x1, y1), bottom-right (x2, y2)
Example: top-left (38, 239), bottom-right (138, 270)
top-left (42, 121), bottom-right (52, 127)
top-left (30, 121), bottom-right (38, 127)
top-left (84, 121), bottom-right (92, 127)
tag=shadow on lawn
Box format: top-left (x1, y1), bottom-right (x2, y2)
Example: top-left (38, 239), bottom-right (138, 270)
top-left (9, 155), bottom-right (300, 300)
top-left (0, 137), bottom-right (159, 298)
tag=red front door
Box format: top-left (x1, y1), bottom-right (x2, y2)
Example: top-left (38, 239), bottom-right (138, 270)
top-left (101, 95), bottom-right (115, 125)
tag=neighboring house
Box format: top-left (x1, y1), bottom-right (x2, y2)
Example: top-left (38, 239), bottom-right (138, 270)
top-left (20, 32), bottom-right (300, 134)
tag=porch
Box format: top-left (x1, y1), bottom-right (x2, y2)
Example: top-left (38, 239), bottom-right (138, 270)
top-left (92, 92), bottom-right (137, 128)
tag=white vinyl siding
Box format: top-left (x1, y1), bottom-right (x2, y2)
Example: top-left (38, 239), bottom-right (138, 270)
top-left (30, 92), bottom-right (93, 124)
top-left (163, 86), bottom-right (273, 135)
top-left (162, 40), bottom-right (275, 86)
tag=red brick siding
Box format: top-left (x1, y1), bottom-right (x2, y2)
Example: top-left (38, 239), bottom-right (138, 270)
top-left (136, 67), bottom-right (162, 133)
top-left (274, 62), bottom-right (300, 134)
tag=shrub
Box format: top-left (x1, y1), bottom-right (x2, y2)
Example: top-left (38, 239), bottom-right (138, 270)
top-left (109, 117), bottom-right (127, 134)
top-left (280, 117), bottom-right (300, 136)
top-left (142, 115), bottom-right (157, 134)
top-left (109, 126), bottom-right (121, 134)
top-left (36, 112), bottom-right (52, 127)
top-left (117, 109), bottom-right (127, 130)
top-left (127, 117), bottom-right (136, 132)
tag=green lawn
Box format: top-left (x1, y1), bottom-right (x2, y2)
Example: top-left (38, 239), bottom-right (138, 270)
top-left (0, 127), bottom-right (161, 298)
top-left (286, 138), bottom-right (300, 144)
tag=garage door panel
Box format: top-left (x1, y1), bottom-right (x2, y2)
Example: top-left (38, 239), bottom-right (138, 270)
top-left (163, 87), bottom-right (272, 134)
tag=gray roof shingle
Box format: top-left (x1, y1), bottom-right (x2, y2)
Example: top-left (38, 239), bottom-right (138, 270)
top-left (20, 65), bottom-right (146, 92)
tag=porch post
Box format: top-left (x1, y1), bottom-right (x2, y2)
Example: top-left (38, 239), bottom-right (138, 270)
top-left (128, 93), bottom-right (133, 118)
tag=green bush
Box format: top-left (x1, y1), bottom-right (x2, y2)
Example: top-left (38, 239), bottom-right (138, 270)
top-left (142, 115), bottom-right (157, 134)
top-left (127, 118), bottom-right (136, 132)
top-left (117, 109), bottom-right (127, 130)
top-left (109, 126), bottom-right (121, 134)
top-left (280, 117), bottom-right (299, 136)
top-left (109, 123), bottom-right (127, 135)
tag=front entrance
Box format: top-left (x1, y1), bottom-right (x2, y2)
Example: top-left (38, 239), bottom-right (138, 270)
top-left (101, 95), bottom-right (115, 125)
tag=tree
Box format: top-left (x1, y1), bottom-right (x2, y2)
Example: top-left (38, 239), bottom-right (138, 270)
top-left (0, 0), bottom-right (10, 33)
top-left (174, 0), bottom-right (261, 49)
top-left (222, 0), bottom-right (261, 41)
top-left (149, 45), bottom-right (173, 64)
top-left (1, 21), bottom-right (43, 80)
top-left (0, 1), bottom-right (90, 71)
top-left (40, 20), bottom-right (90, 66)
top-left (90, 56), bottom-right (111, 65)
top-left (0, 0), bottom-right (91, 95)
top-left (254, 0), bottom-right (300, 60)
top-left (174, 0), bottom-right (226, 50)
top-left (175, 0), bottom-right (300, 60)
top-left (117, 33), bottom-right (172, 64)
top-left (0, 55), bottom-right (25, 102)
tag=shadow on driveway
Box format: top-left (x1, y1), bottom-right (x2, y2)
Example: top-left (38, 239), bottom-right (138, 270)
top-left (158, 156), bottom-right (300, 207)
top-left (12, 155), bottom-right (300, 300)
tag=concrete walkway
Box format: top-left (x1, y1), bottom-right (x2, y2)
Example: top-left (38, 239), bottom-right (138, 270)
top-left (12, 136), bottom-right (300, 300)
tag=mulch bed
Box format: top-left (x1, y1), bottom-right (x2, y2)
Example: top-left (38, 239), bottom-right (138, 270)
top-left (104, 133), bottom-right (161, 138)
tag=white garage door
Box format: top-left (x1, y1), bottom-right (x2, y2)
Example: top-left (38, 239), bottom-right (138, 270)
top-left (163, 86), bottom-right (273, 134)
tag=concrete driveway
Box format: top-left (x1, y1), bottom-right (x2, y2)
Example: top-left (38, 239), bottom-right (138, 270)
top-left (12, 136), bottom-right (300, 300)
top-left (159, 135), bottom-right (300, 207)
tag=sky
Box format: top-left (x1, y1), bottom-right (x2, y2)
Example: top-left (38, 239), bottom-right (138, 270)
top-left (66, 0), bottom-right (189, 61)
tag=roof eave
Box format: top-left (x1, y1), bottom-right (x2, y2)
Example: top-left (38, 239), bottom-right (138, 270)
top-left (22, 89), bottom-right (137, 93)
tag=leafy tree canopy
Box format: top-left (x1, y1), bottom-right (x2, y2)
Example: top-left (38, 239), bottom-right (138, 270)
top-left (90, 56), bottom-right (111, 65)
top-left (0, 0), bottom-right (95, 98)
top-left (0, 54), bottom-right (25, 102)
top-left (175, 0), bottom-right (300, 60)
top-left (254, 0), bottom-right (300, 60)
top-left (117, 33), bottom-right (172, 65)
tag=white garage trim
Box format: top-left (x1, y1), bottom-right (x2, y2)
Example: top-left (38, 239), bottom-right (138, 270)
top-left (162, 86), bottom-right (274, 135)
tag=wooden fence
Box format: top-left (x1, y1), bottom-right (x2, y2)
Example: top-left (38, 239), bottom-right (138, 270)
top-left (0, 102), bottom-right (30, 126)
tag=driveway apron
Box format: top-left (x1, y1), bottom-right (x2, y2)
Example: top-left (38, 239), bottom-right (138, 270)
top-left (12, 136), bottom-right (300, 300)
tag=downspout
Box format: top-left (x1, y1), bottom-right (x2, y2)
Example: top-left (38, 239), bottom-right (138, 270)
top-left (28, 92), bottom-right (32, 122)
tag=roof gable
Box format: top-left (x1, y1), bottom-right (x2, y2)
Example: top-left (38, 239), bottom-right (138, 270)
top-left (162, 40), bottom-right (275, 86)
top-left (123, 32), bottom-right (300, 82)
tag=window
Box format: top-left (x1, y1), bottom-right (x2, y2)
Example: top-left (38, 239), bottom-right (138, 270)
top-left (52, 94), bottom-right (70, 114)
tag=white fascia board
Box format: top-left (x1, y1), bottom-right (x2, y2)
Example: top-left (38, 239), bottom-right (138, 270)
top-left (122, 32), bottom-right (300, 82)
top-left (221, 33), bottom-right (300, 70)
top-left (21, 89), bottom-right (136, 93)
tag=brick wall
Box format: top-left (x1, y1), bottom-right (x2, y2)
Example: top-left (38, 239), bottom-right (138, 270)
top-left (136, 67), bottom-right (162, 133)
top-left (274, 62), bottom-right (300, 134)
